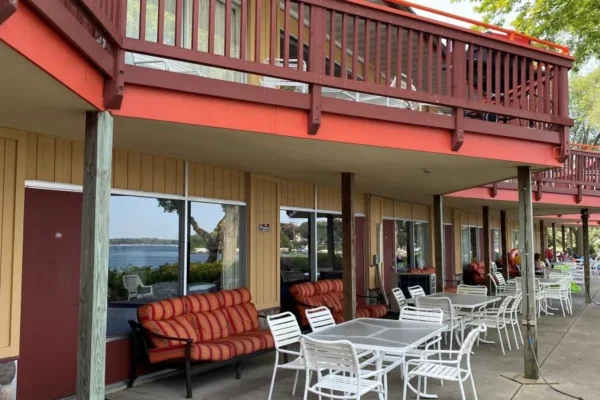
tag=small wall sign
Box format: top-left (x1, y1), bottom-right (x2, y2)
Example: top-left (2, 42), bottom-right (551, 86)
top-left (259, 223), bottom-right (270, 232)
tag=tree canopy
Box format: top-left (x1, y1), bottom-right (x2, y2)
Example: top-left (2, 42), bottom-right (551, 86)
top-left (570, 67), bottom-right (600, 145)
top-left (453, 0), bottom-right (600, 69)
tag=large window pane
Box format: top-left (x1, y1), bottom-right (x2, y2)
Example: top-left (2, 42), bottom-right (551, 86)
top-left (396, 221), bottom-right (410, 269)
top-left (492, 229), bottom-right (501, 260)
top-left (414, 222), bottom-right (430, 268)
top-left (188, 202), bottom-right (246, 292)
top-left (317, 213), bottom-right (343, 279)
top-left (280, 210), bottom-right (311, 282)
top-left (108, 195), bottom-right (182, 336)
top-left (511, 231), bottom-right (519, 249)
top-left (462, 227), bottom-right (479, 267)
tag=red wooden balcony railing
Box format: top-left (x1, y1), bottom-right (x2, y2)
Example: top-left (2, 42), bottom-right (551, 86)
top-left (26, 0), bottom-right (574, 152)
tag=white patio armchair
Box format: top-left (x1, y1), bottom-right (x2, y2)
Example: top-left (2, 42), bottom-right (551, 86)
top-left (468, 295), bottom-right (513, 355)
top-left (416, 296), bottom-right (464, 349)
top-left (534, 278), bottom-right (548, 317)
top-left (392, 287), bottom-right (408, 311)
top-left (123, 275), bottom-right (153, 300)
top-left (457, 284), bottom-right (488, 295)
top-left (408, 285), bottom-right (426, 299)
top-left (266, 312), bottom-right (305, 400)
top-left (544, 277), bottom-right (572, 316)
top-left (403, 325), bottom-right (487, 400)
top-left (300, 336), bottom-right (390, 400)
top-left (505, 292), bottom-right (524, 350)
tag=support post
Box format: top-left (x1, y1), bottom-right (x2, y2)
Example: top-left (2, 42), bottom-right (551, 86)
top-left (76, 111), bottom-right (113, 400)
top-left (518, 166), bottom-right (538, 380)
top-left (482, 206), bottom-right (491, 291)
top-left (327, 215), bottom-right (335, 270)
top-left (309, 212), bottom-right (317, 282)
top-left (500, 210), bottom-right (508, 280)
top-left (341, 172), bottom-right (356, 321)
top-left (433, 195), bottom-right (444, 293)
top-left (551, 222), bottom-right (557, 263)
top-left (582, 209), bottom-right (591, 304)
top-left (408, 222), bottom-right (416, 268)
top-left (539, 219), bottom-right (545, 258)
top-left (561, 225), bottom-right (566, 255)
top-left (569, 227), bottom-right (574, 252)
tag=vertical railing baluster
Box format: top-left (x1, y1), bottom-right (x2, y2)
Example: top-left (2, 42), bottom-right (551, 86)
top-left (467, 43), bottom-right (474, 100)
top-left (511, 55), bottom-right (518, 108)
top-left (544, 63), bottom-right (551, 115)
top-left (476, 45), bottom-right (483, 101)
top-left (529, 58), bottom-right (535, 113)
top-left (375, 22), bottom-right (381, 85)
top-left (406, 29), bottom-right (413, 90)
top-left (283, 0), bottom-right (290, 67)
top-left (225, 0), bottom-right (232, 57)
top-left (520, 56), bottom-right (527, 111)
top-left (329, 11), bottom-right (336, 76)
top-left (158, 0), bottom-right (165, 44)
top-left (386, 24), bottom-right (392, 86)
top-left (486, 47), bottom-right (492, 103)
top-left (364, 20), bottom-right (370, 83)
top-left (254, 0), bottom-right (262, 62)
top-left (240, 0), bottom-right (247, 59)
top-left (139, 0), bottom-right (147, 41)
top-left (269, 0), bottom-right (276, 64)
top-left (396, 27), bottom-right (403, 90)
top-left (191, 0), bottom-right (199, 51)
top-left (341, 13), bottom-right (348, 78)
top-left (445, 39), bottom-right (452, 96)
top-left (436, 35), bottom-right (442, 95)
top-left (297, 2), bottom-right (304, 69)
top-left (494, 51), bottom-right (500, 104)
top-left (503, 52), bottom-right (509, 107)
top-left (208, 0), bottom-right (216, 53)
top-left (352, 16), bottom-right (359, 80)
top-left (417, 31), bottom-right (423, 92)
top-left (175, 0), bottom-right (183, 47)
top-left (427, 33), bottom-right (432, 93)
top-left (552, 64), bottom-right (559, 116)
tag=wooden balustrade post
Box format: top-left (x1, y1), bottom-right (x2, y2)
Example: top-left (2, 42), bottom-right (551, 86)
top-left (500, 210), bottom-right (509, 280)
top-left (308, 5), bottom-right (325, 135)
top-left (482, 206), bottom-right (491, 291)
top-left (551, 222), bottom-right (557, 262)
top-left (582, 209), bottom-right (591, 304)
top-left (433, 195), bottom-right (444, 293)
top-left (342, 173), bottom-right (356, 321)
top-left (557, 67), bottom-right (570, 162)
top-left (451, 40), bottom-right (466, 151)
top-left (561, 225), bottom-right (566, 254)
top-left (576, 155), bottom-right (585, 203)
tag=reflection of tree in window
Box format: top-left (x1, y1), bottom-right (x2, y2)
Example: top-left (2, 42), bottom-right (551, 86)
top-left (414, 222), bottom-right (430, 268)
top-left (317, 214), bottom-right (343, 278)
top-left (280, 210), bottom-right (310, 281)
top-left (396, 221), bottom-right (411, 268)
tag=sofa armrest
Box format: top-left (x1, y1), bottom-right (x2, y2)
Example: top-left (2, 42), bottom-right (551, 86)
top-left (135, 321), bottom-right (193, 345)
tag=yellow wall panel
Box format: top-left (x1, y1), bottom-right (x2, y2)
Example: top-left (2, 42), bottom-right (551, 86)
top-left (280, 179), bottom-right (314, 209)
top-left (113, 148), bottom-right (128, 189)
top-left (355, 192), bottom-right (365, 215)
top-left (443, 209), bottom-right (453, 224)
top-left (367, 196), bottom-right (383, 289)
top-left (0, 128), bottom-right (26, 359)
top-left (381, 199), bottom-right (394, 218)
top-left (317, 185), bottom-right (341, 212)
top-left (413, 204), bottom-right (429, 221)
top-left (395, 201), bottom-right (412, 219)
top-left (127, 152), bottom-right (142, 191)
top-left (188, 162), bottom-right (246, 202)
top-left (247, 173), bottom-right (280, 309)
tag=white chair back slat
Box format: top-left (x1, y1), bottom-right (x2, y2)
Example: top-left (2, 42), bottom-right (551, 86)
top-left (494, 272), bottom-right (507, 286)
top-left (306, 307), bottom-right (336, 332)
top-left (408, 285), bottom-right (426, 299)
top-left (392, 287), bottom-right (407, 309)
top-left (459, 325), bottom-right (487, 361)
top-left (457, 284), bottom-right (488, 295)
top-left (267, 312), bottom-right (302, 348)
top-left (415, 296), bottom-right (455, 320)
top-left (300, 336), bottom-right (359, 374)
top-left (399, 306), bottom-right (444, 323)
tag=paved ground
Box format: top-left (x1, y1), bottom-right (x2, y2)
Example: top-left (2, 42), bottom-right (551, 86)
top-left (108, 284), bottom-right (600, 400)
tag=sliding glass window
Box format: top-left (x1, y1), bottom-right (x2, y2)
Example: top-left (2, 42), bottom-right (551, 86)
top-left (396, 221), bottom-right (411, 269)
top-left (461, 226), bottom-right (479, 267)
top-left (188, 202), bottom-right (246, 293)
top-left (414, 222), bottom-right (430, 268)
top-left (108, 195), bottom-right (182, 336)
top-left (280, 210), bottom-right (311, 282)
top-left (317, 213), bottom-right (343, 279)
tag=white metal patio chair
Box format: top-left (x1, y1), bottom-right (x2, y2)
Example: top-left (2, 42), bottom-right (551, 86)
top-left (403, 325), bottom-right (487, 400)
top-left (392, 287), bottom-right (408, 310)
top-left (408, 285), bottom-right (426, 299)
top-left (123, 275), bottom-right (153, 300)
top-left (416, 296), bottom-right (464, 349)
top-left (544, 277), bottom-right (572, 316)
top-left (535, 278), bottom-right (548, 317)
top-left (457, 284), bottom-right (488, 295)
top-left (300, 336), bottom-right (388, 400)
top-left (266, 312), bottom-right (305, 400)
top-left (505, 291), bottom-right (524, 349)
top-left (468, 296), bottom-right (513, 355)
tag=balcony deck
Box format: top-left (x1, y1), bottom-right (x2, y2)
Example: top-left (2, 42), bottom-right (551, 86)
top-left (23, 0), bottom-right (575, 156)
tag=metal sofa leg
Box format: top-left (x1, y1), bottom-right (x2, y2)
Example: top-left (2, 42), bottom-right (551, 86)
top-left (185, 355), bottom-right (193, 398)
top-left (236, 361), bottom-right (242, 379)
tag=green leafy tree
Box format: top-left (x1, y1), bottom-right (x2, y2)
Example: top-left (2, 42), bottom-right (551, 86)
top-left (570, 67), bottom-right (600, 145)
top-left (453, 0), bottom-right (600, 69)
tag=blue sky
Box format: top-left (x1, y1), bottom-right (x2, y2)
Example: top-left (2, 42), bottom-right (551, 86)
top-left (110, 196), bottom-right (225, 239)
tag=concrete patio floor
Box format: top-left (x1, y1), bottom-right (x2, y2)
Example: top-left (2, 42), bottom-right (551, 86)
top-left (107, 283), bottom-right (600, 400)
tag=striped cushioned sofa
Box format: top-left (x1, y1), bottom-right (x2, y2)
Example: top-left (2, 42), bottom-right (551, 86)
top-left (129, 288), bottom-right (274, 398)
top-left (289, 279), bottom-right (388, 327)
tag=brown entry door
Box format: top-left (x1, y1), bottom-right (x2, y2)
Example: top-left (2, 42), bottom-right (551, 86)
top-left (383, 219), bottom-right (396, 295)
top-left (18, 189), bottom-right (83, 400)
top-left (444, 225), bottom-right (455, 285)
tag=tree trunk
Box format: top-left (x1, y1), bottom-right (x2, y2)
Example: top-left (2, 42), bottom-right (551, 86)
top-left (221, 206), bottom-right (240, 289)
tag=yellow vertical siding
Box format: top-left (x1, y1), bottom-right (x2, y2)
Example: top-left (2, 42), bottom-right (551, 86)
top-left (280, 179), bottom-right (314, 209)
top-left (0, 128), bottom-right (26, 359)
top-left (317, 185), bottom-right (341, 212)
top-left (188, 162), bottom-right (246, 202)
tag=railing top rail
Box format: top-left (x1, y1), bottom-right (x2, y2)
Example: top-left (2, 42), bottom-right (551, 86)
top-left (384, 0), bottom-right (570, 55)
top-left (343, 0), bottom-right (573, 61)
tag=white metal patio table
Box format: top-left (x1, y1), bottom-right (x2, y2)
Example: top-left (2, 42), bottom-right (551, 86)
top-left (308, 318), bottom-right (447, 399)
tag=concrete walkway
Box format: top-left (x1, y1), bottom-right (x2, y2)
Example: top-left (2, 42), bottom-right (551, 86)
top-left (108, 284), bottom-right (600, 400)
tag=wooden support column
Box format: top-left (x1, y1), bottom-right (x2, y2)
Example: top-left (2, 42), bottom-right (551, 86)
top-left (551, 222), bottom-right (557, 263)
top-left (582, 209), bottom-right (591, 304)
top-left (76, 111), bottom-right (113, 400)
top-left (569, 227), bottom-right (574, 251)
top-left (482, 206), bottom-right (491, 290)
top-left (539, 219), bottom-right (545, 257)
top-left (433, 195), bottom-right (444, 293)
top-left (500, 210), bottom-right (508, 280)
top-left (561, 225), bottom-right (566, 255)
top-left (327, 215), bottom-right (335, 269)
top-left (518, 166), bottom-right (538, 380)
top-left (341, 172), bottom-right (356, 321)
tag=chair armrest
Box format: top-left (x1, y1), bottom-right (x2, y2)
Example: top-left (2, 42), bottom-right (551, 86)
top-left (142, 326), bottom-right (194, 344)
top-left (407, 358), bottom-right (460, 366)
top-left (278, 348), bottom-right (302, 357)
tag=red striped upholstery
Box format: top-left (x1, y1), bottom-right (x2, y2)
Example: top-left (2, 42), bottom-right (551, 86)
top-left (148, 345), bottom-right (187, 363)
top-left (223, 303), bottom-right (260, 334)
top-left (361, 304), bottom-right (388, 318)
top-left (141, 316), bottom-right (198, 348)
top-left (211, 329), bottom-right (275, 356)
top-left (138, 298), bottom-right (186, 323)
top-left (186, 309), bottom-right (229, 342)
top-left (221, 288), bottom-right (252, 307)
top-left (183, 292), bottom-right (224, 313)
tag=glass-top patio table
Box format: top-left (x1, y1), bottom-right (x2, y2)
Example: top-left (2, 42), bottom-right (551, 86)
top-left (427, 293), bottom-right (500, 309)
top-left (538, 278), bottom-right (562, 287)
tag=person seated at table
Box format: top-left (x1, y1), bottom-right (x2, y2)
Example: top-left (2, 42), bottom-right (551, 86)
top-left (534, 253), bottom-right (545, 276)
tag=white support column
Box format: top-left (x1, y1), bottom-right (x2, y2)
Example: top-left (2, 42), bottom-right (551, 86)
top-left (76, 111), bottom-right (113, 400)
top-left (518, 166), bottom-right (538, 380)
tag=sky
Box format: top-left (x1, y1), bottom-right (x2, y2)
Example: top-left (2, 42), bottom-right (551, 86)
top-left (409, 0), bottom-right (483, 28)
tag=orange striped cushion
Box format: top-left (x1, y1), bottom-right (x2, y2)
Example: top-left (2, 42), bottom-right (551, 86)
top-left (190, 342), bottom-right (236, 361)
top-left (138, 298), bottom-right (186, 323)
top-left (142, 316), bottom-right (198, 348)
top-left (290, 281), bottom-right (318, 298)
top-left (223, 303), bottom-right (259, 334)
top-left (183, 292), bottom-right (224, 313)
top-left (211, 329), bottom-right (274, 356)
top-left (360, 304), bottom-right (388, 318)
top-left (186, 309), bottom-right (229, 342)
top-left (220, 288), bottom-right (252, 307)
top-left (148, 345), bottom-right (187, 363)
